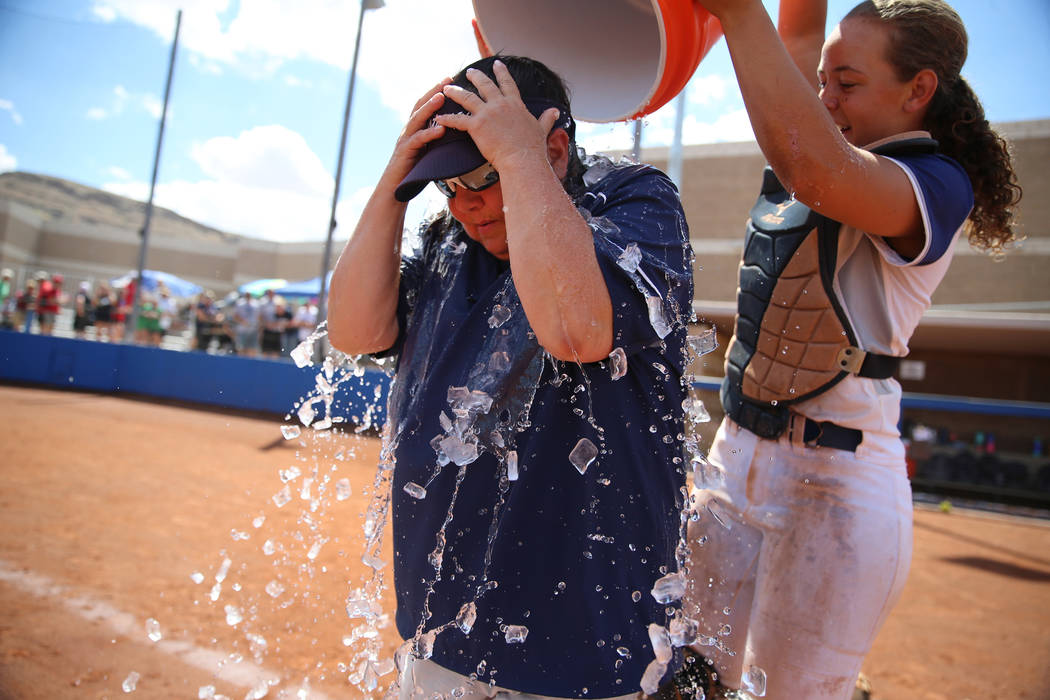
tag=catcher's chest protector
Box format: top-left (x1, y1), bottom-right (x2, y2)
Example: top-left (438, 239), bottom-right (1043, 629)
top-left (722, 137), bottom-right (937, 438)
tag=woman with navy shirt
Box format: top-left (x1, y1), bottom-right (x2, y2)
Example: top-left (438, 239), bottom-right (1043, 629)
top-left (329, 55), bottom-right (695, 698)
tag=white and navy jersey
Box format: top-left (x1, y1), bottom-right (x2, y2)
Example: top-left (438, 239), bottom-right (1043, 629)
top-left (799, 131), bottom-right (974, 461)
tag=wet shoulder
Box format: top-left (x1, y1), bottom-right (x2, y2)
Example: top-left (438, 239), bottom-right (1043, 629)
top-left (578, 156), bottom-right (679, 214)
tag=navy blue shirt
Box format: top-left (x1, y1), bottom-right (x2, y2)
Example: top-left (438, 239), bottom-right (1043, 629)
top-left (385, 158), bottom-right (694, 697)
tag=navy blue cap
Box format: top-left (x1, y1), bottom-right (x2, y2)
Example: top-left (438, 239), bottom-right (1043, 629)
top-left (394, 98), bottom-right (574, 202)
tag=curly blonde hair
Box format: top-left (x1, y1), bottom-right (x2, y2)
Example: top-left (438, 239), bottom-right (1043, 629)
top-left (846, 0), bottom-right (1022, 256)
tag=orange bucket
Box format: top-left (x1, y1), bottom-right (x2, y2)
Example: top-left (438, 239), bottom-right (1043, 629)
top-left (472, 0), bottom-right (723, 123)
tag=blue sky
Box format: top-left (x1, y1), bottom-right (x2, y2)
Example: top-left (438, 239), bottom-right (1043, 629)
top-left (1, 0), bottom-right (1048, 243)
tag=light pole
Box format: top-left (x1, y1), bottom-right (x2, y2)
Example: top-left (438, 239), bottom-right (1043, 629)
top-left (127, 9), bottom-right (181, 344)
top-left (316, 0), bottom-right (384, 357)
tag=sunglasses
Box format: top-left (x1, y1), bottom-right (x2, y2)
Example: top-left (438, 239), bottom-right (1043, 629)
top-left (434, 162), bottom-right (500, 198)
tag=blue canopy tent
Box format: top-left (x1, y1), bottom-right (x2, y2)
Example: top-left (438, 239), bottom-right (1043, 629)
top-left (274, 272), bottom-right (332, 300)
top-left (111, 269), bottom-right (202, 298)
top-left (237, 278), bottom-right (288, 297)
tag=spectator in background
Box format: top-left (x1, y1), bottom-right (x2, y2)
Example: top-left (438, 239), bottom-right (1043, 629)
top-left (111, 278), bottom-right (134, 343)
top-left (155, 287), bottom-right (177, 347)
top-left (232, 291), bottom-right (260, 357)
top-left (15, 278), bottom-right (36, 333)
top-left (293, 297), bottom-right (319, 347)
top-left (0, 269), bottom-right (14, 330)
top-left (259, 289), bottom-right (284, 359)
top-left (73, 281), bottom-right (95, 339)
top-left (281, 301), bottom-right (300, 355)
top-left (93, 282), bottom-right (115, 342)
top-left (0, 268), bottom-right (12, 308)
top-left (36, 272), bottom-right (64, 335)
top-left (134, 291), bottom-right (162, 345)
top-left (193, 291), bottom-right (217, 352)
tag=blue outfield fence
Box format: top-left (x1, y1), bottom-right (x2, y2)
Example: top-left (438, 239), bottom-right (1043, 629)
top-left (691, 377), bottom-right (1050, 420)
top-left (1, 334), bottom-right (1044, 431)
top-left (0, 331), bottom-right (390, 425)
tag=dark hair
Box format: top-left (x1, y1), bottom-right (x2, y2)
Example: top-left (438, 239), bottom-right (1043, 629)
top-left (845, 0), bottom-right (1022, 256)
top-left (453, 55), bottom-right (587, 195)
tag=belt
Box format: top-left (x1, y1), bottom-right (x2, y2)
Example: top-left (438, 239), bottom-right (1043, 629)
top-left (790, 415), bottom-right (863, 452)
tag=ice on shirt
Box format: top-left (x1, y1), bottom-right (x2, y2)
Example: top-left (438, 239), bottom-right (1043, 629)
top-left (608, 347), bottom-right (628, 380)
top-left (504, 625), bottom-right (528, 644)
top-left (403, 481), bottom-right (427, 500)
top-left (488, 304), bottom-right (512, 328)
top-left (646, 296), bottom-right (672, 339)
top-left (568, 438), bottom-right (598, 475)
top-left (456, 601), bottom-right (477, 634)
top-left (616, 242), bottom-right (642, 273)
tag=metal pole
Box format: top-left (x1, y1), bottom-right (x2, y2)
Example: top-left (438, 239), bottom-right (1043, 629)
top-left (126, 9), bottom-right (181, 344)
top-left (668, 86), bottom-right (688, 189)
top-left (316, 0), bottom-right (381, 358)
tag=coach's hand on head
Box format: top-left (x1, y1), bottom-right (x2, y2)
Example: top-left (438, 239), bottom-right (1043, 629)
top-left (435, 60), bottom-right (562, 176)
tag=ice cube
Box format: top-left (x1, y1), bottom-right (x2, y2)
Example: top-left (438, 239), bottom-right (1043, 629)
top-left (668, 613), bottom-right (699, 647)
top-left (122, 671), bottom-right (140, 693)
top-left (336, 478), bottom-right (352, 501)
top-left (646, 296), bottom-right (672, 339)
top-left (488, 304), bottom-right (512, 328)
top-left (639, 658), bottom-right (667, 695)
top-left (504, 625), bottom-right (528, 644)
top-left (439, 435), bottom-right (479, 466)
top-left (616, 242), bottom-right (642, 273)
top-left (648, 623), bottom-right (672, 663)
top-left (290, 341), bottom-right (314, 368)
top-left (608, 347), bottom-right (628, 380)
top-left (744, 665), bottom-right (768, 696)
top-left (651, 571), bottom-right (686, 604)
top-left (688, 326), bottom-right (719, 358)
top-left (224, 605), bottom-right (243, 626)
top-left (272, 486), bottom-right (292, 508)
top-left (507, 451), bottom-right (519, 482)
top-left (568, 438), bottom-right (598, 475)
top-left (145, 618), bottom-right (162, 642)
top-left (456, 601), bottom-right (477, 634)
top-left (403, 481), bottom-right (427, 500)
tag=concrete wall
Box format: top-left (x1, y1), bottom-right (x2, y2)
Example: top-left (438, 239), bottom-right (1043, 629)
top-left (644, 119), bottom-right (1050, 310)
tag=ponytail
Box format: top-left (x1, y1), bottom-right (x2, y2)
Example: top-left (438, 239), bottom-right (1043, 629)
top-left (847, 0), bottom-right (1022, 257)
top-left (926, 77), bottom-right (1022, 256)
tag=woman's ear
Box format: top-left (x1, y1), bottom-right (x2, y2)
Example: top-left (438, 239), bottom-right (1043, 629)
top-left (546, 128), bottom-right (571, 179)
top-left (904, 68), bottom-right (939, 114)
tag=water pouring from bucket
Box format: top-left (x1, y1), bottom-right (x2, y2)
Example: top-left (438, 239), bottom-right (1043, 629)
top-left (471, 0), bottom-right (723, 123)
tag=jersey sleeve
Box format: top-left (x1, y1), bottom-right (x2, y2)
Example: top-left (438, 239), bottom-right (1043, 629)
top-left (579, 164), bottom-right (695, 356)
top-left (881, 153), bottom-right (974, 266)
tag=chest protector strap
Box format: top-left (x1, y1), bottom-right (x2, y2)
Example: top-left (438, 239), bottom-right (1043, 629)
top-left (721, 137), bottom-right (938, 439)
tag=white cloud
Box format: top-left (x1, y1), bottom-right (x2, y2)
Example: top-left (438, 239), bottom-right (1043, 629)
top-left (0, 99), bottom-right (23, 126)
top-left (100, 124), bottom-right (364, 242)
top-left (108, 177), bottom-right (342, 242)
top-left (190, 125), bottom-right (333, 198)
top-left (688, 74), bottom-right (732, 106)
top-left (683, 109), bottom-right (755, 144)
top-left (0, 144), bottom-right (17, 173)
top-left (85, 84), bottom-right (165, 121)
top-left (92, 0), bottom-right (479, 119)
top-left (105, 166), bottom-right (133, 180)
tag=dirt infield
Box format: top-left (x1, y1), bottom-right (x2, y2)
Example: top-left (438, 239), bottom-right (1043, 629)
top-left (1, 384), bottom-right (1048, 699)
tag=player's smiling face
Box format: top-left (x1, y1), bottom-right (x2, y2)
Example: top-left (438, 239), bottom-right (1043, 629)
top-left (818, 18), bottom-right (919, 147)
